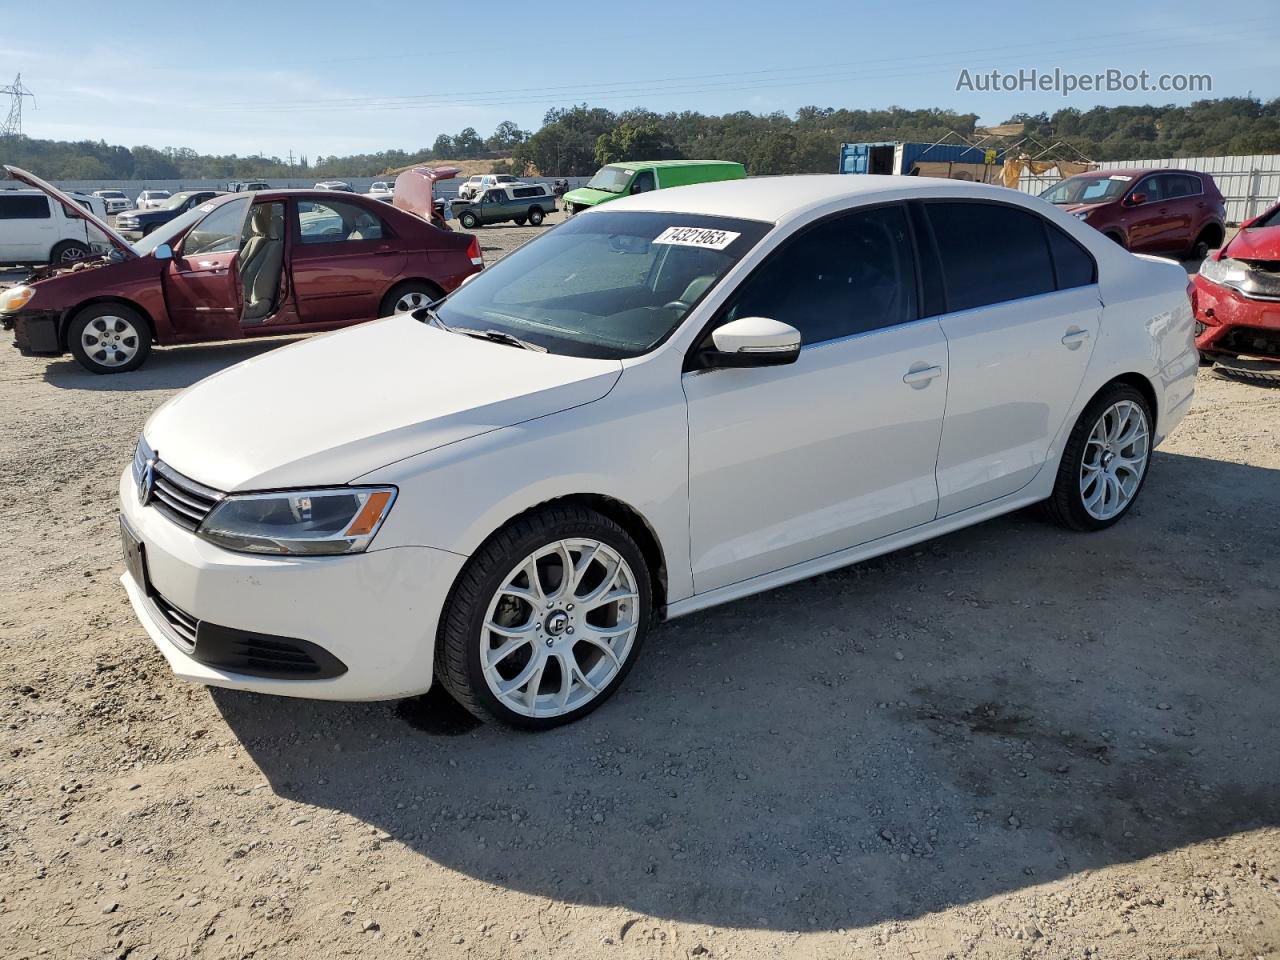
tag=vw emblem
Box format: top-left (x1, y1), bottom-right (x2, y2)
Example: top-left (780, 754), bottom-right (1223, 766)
top-left (138, 457), bottom-right (156, 505)
top-left (545, 611), bottom-right (569, 636)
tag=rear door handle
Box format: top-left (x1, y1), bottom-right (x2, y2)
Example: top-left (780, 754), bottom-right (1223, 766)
top-left (1061, 328), bottom-right (1091, 348)
top-left (902, 364), bottom-right (943, 386)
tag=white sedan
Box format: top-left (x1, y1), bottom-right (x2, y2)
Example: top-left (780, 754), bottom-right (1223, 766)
top-left (119, 175), bottom-right (1196, 728)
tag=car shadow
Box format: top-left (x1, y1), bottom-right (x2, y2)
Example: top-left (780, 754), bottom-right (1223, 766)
top-left (41, 337), bottom-right (305, 392)
top-left (212, 450), bottom-right (1280, 932)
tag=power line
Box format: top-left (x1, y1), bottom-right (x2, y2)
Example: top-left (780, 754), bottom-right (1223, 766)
top-left (0, 73), bottom-right (35, 137)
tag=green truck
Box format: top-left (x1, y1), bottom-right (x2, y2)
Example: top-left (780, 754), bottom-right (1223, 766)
top-left (452, 183), bottom-right (558, 228)
top-left (563, 160), bottom-right (747, 215)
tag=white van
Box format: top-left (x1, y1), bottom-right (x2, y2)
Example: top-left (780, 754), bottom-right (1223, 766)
top-left (0, 189), bottom-right (112, 264)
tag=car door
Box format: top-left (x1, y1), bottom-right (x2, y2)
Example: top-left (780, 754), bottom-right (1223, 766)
top-left (162, 196), bottom-right (252, 340)
top-left (479, 188), bottom-right (507, 224)
top-left (1159, 173), bottom-right (1198, 249)
top-left (1123, 175), bottom-right (1175, 252)
top-left (289, 197), bottom-right (402, 324)
top-left (920, 200), bottom-right (1101, 517)
top-left (0, 193), bottom-right (56, 261)
top-left (683, 204), bottom-right (948, 593)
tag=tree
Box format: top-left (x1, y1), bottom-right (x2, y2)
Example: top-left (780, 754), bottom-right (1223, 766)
top-left (594, 120), bottom-right (676, 166)
top-left (432, 134), bottom-right (454, 157)
top-left (487, 120), bottom-right (528, 151)
top-left (453, 127), bottom-right (484, 157)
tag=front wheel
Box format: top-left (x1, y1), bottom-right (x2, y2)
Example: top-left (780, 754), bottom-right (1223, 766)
top-left (528, 207), bottom-right (545, 226)
top-left (434, 504), bottom-right (652, 729)
top-left (67, 303), bottom-right (152, 374)
top-left (459, 211), bottom-right (479, 229)
top-left (1043, 383), bottom-right (1153, 531)
top-left (512, 216), bottom-right (527, 226)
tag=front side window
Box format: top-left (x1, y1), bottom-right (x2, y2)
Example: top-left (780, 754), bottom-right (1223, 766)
top-left (0, 195), bottom-right (51, 219)
top-left (435, 210), bottom-right (771, 359)
top-left (630, 170), bottom-right (656, 194)
top-left (1130, 177), bottom-right (1163, 203)
top-left (296, 200), bottom-right (384, 244)
top-left (181, 197), bottom-right (251, 256)
top-left (925, 202), bottom-right (1056, 311)
top-left (720, 205), bottom-right (918, 346)
top-left (482, 190), bottom-right (506, 203)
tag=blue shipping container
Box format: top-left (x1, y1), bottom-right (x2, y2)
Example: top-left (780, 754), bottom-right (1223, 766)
top-left (838, 141), bottom-right (1004, 176)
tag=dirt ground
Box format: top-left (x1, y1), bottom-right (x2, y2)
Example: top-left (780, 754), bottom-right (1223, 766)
top-left (2, 216), bottom-right (1279, 959)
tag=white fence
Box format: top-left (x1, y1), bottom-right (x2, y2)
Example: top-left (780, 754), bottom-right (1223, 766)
top-left (1019, 154), bottom-right (1280, 224)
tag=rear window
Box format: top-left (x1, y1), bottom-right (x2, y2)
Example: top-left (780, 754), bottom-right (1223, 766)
top-left (0, 194), bottom-right (51, 219)
top-left (925, 202), bottom-right (1057, 311)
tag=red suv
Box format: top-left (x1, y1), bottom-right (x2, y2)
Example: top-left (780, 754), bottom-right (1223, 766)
top-left (1192, 201), bottom-right (1280, 383)
top-left (0, 166), bottom-right (483, 374)
top-left (1040, 168), bottom-right (1226, 259)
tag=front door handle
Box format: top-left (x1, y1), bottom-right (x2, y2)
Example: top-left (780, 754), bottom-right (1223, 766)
top-left (1061, 328), bottom-right (1091, 349)
top-left (902, 364), bottom-right (943, 386)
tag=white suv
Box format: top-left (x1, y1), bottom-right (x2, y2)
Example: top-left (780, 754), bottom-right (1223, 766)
top-left (0, 189), bottom-right (112, 264)
top-left (457, 173), bottom-right (522, 200)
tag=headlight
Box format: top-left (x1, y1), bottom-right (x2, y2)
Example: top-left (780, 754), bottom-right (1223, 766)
top-left (1198, 257), bottom-right (1249, 289)
top-left (0, 285), bottom-right (35, 313)
top-left (198, 487), bottom-right (397, 556)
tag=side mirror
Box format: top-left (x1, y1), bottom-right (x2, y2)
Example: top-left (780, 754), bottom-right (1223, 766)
top-left (152, 243), bottom-right (173, 260)
top-left (699, 316), bottom-right (801, 368)
top-left (1127, 192), bottom-right (1147, 206)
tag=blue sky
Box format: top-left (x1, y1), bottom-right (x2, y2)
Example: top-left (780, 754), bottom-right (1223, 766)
top-left (5, 0), bottom-right (1277, 156)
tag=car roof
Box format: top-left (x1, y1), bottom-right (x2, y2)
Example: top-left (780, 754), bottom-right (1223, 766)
top-left (604, 173), bottom-right (1049, 224)
top-left (1069, 167), bottom-right (1200, 178)
top-left (607, 159), bottom-right (741, 171)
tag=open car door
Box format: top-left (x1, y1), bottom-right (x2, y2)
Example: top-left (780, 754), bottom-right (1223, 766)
top-left (162, 195), bottom-right (252, 340)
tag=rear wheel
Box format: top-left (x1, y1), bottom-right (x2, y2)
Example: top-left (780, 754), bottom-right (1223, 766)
top-left (67, 303), bottom-right (151, 374)
top-left (528, 207), bottom-right (545, 226)
top-left (1186, 226), bottom-right (1222, 261)
top-left (50, 240), bottom-right (90, 264)
top-left (380, 280), bottom-right (443, 317)
top-left (1103, 231), bottom-right (1127, 250)
top-left (434, 504), bottom-right (652, 729)
top-left (1043, 383), bottom-right (1153, 531)
top-left (459, 211), bottom-right (479, 230)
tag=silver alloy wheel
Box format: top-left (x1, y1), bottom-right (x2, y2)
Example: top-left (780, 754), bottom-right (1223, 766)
top-left (1080, 399), bottom-right (1149, 520)
top-left (81, 315), bottom-right (141, 368)
top-left (481, 538), bottom-right (640, 719)
top-left (393, 290), bottom-right (433, 314)
top-left (59, 245), bottom-right (87, 262)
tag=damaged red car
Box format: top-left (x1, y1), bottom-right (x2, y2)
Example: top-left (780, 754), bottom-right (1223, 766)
top-left (0, 166), bottom-right (483, 374)
top-left (1192, 202), bottom-right (1280, 384)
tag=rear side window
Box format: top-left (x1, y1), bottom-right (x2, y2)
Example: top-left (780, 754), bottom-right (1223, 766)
top-left (512, 186), bottom-right (545, 199)
top-left (925, 202), bottom-right (1056, 311)
top-left (723, 204), bottom-right (918, 345)
top-left (1046, 225), bottom-right (1097, 289)
top-left (0, 195), bottom-right (51, 219)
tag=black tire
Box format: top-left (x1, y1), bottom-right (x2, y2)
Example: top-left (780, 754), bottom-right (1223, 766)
top-left (1042, 382), bottom-right (1154, 532)
top-left (459, 211), bottom-right (479, 229)
top-left (67, 303), bottom-right (152, 374)
top-left (512, 216), bottom-right (527, 226)
top-left (1212, 357), bottom-right (1280, 386)
top-left (50, 240), bottom-right (90, 264)
top-left (527, 207), bottom-right (545, 226)
top-left (1104, 231), bottom-right (1127, 250)
top-left (1186, 226), bottom-right (1222, 262)
top-left (379, 279), bottom-right (443, 317)
top-left (142, 223), bottom-right (157, 237)
top-left (434, 504), bottom-right (653, 730)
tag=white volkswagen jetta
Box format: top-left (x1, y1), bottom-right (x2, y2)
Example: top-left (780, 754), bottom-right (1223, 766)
top-left (119, 175), bottom-right (1196, 728)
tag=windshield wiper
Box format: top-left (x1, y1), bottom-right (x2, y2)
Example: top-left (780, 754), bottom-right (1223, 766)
top-left (415, 305), bottom-right (451, 332)
top-left (455, 327), bottom-right (547, 352)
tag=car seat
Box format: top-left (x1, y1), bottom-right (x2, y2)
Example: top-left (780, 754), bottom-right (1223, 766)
top-left (240, 203), bottom-right (285, 322)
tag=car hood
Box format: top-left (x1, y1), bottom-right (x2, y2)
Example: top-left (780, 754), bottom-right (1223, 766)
top-left (564, 187), bottom-right (619, 206)
top-left (144, 314), bottom-right (624, 492)
top-left (4, 165), bottom-right (137, 259)
top-left (1062, 201), bottom-right (1112, 215)
top-left (1225, 224), bottom-right (1280, 261)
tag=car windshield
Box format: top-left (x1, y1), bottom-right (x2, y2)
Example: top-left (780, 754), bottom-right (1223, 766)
top-left (100, 191), bottom-right (125, 199)
top-left (131, 205), bottom-right (205, 255)
top-left (162, 192), bottom-right (196, 209)
top-left (585, 166), bottom-right (634, 194)
top-left (434, 211), bottom-right (772, 359)
top-left (1040, 175), bottom-right (1132, 205)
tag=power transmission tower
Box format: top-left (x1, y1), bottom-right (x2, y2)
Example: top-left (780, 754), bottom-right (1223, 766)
top-left (1, 73), bottom-right (35, 138)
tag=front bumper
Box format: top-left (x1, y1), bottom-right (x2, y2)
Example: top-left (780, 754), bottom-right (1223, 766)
top-left (118, 467), bottom-right (467, 701)
top-left (1193, 275), bottom-right (1280, 361)
top-left (4, 309), bottom-right (63, 355)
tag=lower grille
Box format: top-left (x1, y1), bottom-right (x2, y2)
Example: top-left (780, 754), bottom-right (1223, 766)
top-left (1219, 325), bottom-right (1280, 360)
top-left (151, 590), bottom-right (197, 652)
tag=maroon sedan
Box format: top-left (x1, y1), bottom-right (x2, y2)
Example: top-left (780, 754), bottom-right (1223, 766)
top-left (1192, 202), bottom-right (1280, 383)
top-left (1039, 168), bottom-right (1226, 259)
top-left (0, 166), bottom-right (483, 373)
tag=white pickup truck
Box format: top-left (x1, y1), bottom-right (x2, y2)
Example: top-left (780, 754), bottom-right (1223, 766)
top-left (0, 189), bottom-right (112, 265)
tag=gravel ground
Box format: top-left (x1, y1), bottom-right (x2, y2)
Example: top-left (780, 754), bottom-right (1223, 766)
top-left (2, 216), bottom-right (1279, 959)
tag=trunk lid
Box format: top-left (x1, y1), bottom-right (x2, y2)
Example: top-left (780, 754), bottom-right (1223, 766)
top-left (392, 165), bottom-right (461, 222)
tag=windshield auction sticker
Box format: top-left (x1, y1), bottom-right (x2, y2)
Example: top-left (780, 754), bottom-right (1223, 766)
top-left (652, 226), bottom-right (741, 250)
